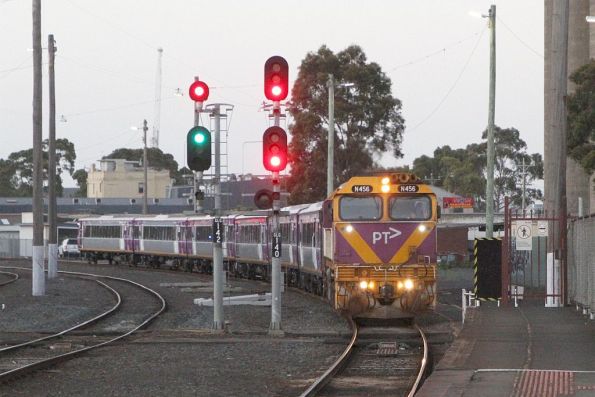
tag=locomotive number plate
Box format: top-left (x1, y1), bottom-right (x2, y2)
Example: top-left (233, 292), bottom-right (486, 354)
top-left (351, 185), bottom-right (373, 193)
top-left (398, 184), bottom-right (419, 193)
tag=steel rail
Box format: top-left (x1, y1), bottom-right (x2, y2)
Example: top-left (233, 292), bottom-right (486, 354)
top-left (0, 279), bottom-right (121, 353)
top-left (0, 271), bottom-right (19, 287)
top-left (298, 315), bottom-right (358, 397)
top-left (0, 267), bottom-right (167, 383)
top-left (409, 324), bottom-right (430, 397)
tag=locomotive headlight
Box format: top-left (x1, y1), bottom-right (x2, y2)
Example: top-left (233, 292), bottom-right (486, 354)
top-left (418, 224), bottom-right (427, 232)
top-left (381, 177), bottom-right (390, 185)
top-left (404, 279), bottom-right (414, 290)
top-left (345, 225), bottom-right (354, 233)
top-left (381, 184), bottom-right (390, 193)
top-left (368, 281), bottom-right (375, 290)
top-left (359, 280), bottom-right (368, 289)
top-left (397, 281), bottom-right (404, 289)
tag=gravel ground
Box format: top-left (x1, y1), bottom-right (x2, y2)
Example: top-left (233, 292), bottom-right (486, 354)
top-left (0, 268), bottom-right (114, 335)
top-left (0, 259), bottom-right (350, 396)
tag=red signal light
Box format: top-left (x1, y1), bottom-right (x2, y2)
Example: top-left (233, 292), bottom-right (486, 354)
top-left (263, 126), bottom-right (288, 172)
top-left (189, 80), bottom-right (209, 102)
top-left (264, 56), bottom-right (288, 101)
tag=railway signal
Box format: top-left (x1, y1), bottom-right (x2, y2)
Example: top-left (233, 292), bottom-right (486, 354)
top-left (187, 126), bottom-right (211, 171)
top-left (189, 80), bottom-right (209, 102)
top-left (264, 56), bottom-right (289, 101)
top-left (262, 126), bottom-right (288, 172)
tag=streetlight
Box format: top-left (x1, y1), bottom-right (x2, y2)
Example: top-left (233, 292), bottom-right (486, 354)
top-left (586, 16), bottom-right (595, 23)
top-left (131, 120), bottom-right (149, 214)
top-left (327, 75), bottom-right (354, 197)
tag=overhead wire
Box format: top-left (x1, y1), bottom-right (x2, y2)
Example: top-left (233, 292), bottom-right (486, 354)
top-left (497, 16), bottom-right (544, 58)
top-left (407, 27), bottom-right (487, 132)
top-left (62, 96), bottom-right (176, 119)
top-left (388, 30), bottom-right (483, 72)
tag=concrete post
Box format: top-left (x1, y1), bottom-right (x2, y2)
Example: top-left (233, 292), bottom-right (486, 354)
top-left (212, 105), bottom-right (224, 331)
top-left (327, 74), bottom-right (335, 198)
top-left (48, 34), bottom-right (58, 279)
top-left (485, 5), bottom-right (497, 238)
top-left (32, 0), bottom-right (45, 296)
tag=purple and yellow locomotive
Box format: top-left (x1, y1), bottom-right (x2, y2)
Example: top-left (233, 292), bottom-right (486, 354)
top-left (322, 173), bottom-right (438, 315)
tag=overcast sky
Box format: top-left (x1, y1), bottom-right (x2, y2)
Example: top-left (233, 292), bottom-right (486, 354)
top-left (0, 0), bottom-right (543, 188)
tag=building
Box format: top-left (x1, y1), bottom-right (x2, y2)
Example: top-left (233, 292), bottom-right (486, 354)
top-left (87, 159), bottom-right (172, 199)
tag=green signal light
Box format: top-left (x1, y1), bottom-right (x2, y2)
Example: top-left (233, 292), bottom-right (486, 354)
top-left (193, 133), bottom-right (206, 144)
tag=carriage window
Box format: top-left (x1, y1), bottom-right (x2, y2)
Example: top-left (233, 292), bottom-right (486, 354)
top-left (238, 225), bottom-right (260, 244)
top-left (225, 225), bottom-right (234, 243)
top-left (339, 196), bottom-right (382, 221)
top-left (143, 226), bottom-right (176, 241)
top-left (300, 222), bottom-right (316, 244)
top-left (84, 225), bottom-right (121, 238)
top-left (132, 226), bottom-right (141, 239)
top-left (280, 223), bottom-right (291, 244)
top-left (195, 226), bottom-right (212, 242)
top-left (389, 196), bottom-right (431, 220)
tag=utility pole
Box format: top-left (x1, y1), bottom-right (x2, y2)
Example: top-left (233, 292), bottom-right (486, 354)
top-left (327, 74), bottom-right (335, 198)
top-left (520, 158), bottom-right (528, 214)
top-left (32, 0), bottom-right (45, 296)
top-left (549, 0), bottom-right (569, 303)
top-left (485, 4), bottom-right (497, 238)
top-left (48, 34), bottom-right (58, 279)
top-left (143, 119), bottom-right (148, 215)
top-left (152, 48), bottom-right (163, 148)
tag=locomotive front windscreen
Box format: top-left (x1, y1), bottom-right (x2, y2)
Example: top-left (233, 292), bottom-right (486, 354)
top-left (389, 196), bottom-right (431, 220)
top-left (339, 196), bottom-right (382, 220)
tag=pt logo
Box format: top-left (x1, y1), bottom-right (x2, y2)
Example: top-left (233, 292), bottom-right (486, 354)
top-left (372, 227), bottom-right (401, 245)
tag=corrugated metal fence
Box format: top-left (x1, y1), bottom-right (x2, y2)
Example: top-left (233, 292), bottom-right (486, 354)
top-left (567, 215), bottom-right (595, 318)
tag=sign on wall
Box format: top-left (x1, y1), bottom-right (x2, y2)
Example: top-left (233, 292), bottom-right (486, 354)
top-left (443, 197), bottom-right (474, 209)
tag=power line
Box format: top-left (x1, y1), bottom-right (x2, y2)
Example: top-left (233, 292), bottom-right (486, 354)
top-left (408, 27), bottom-right (487, 132)
top-left (497, 16), bottom-right (544, 59)
top-left (62, 96), bottom-right (176, 118)
top-left (388, 30), bottom-right (483, 72)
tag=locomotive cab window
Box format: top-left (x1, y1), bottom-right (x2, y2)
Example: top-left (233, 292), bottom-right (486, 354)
top-left (339, 196), bottom-right (382, 221)
top-left (389, 196), bottom-right (431, 220)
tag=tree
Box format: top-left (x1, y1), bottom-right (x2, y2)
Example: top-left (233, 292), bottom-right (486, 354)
top-left (72, 169), bottom-right (88, 197)
top-left (103, 147), bottom-right (183, 182)
top-left (5, 138), bottom-right (76, 197)
top-left (567, 60), bottom-right (595, 174)
top-left (0, 159), bottom-right (17, 196)
top-left (412, 127), bottom-right (543, 211)
top-left (287, 45), bottom-right (405, 204)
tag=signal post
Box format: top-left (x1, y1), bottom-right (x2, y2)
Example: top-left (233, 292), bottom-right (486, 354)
top-left (187, 79), bottom-right (225, 331)
top-left (263, 56), bottom-right (289, 334)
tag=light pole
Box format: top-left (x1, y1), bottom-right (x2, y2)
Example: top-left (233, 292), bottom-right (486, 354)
top-left (131, 121), bottom-right (149, 214)
top-left (327, 75), bottom-right (354, 197)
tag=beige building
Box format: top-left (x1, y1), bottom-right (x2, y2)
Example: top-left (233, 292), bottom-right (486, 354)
top-left (87, 159), bottom-right (172, 199)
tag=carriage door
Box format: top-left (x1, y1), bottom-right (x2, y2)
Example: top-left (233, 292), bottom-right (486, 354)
top-left (259, 224), bottom-right (266, 261)
top-left (177, 222), bottom-right (192, 255)
top-left (312, 220), bottom-right (319, 270)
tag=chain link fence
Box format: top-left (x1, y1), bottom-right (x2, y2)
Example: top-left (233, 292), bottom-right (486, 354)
top-left (567, 215), bottom-right (595, 318)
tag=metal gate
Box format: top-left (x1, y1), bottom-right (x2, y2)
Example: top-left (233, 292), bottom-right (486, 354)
top-left (501, 197), bottom-right (565, 306)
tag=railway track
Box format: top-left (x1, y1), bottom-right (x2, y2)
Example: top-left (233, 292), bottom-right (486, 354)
top-left (0, 271), bottom-right (19, 287)
top-left (0, 267), bottom-right (166, 383)
top-left (300, 318), bottom-right (430, 397)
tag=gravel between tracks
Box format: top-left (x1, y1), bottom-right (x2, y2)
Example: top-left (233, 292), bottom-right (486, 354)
top-left (0, 259), bottom-right (349, 396)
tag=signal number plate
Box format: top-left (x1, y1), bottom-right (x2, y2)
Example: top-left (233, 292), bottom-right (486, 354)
top-left (398, 185), bottom-right (419, 193)
top-left (352, 185), bottom-right (373, 193)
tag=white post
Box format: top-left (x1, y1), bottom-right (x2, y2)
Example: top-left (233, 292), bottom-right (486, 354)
top-left (462, 288), bottom-right (467, 324)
